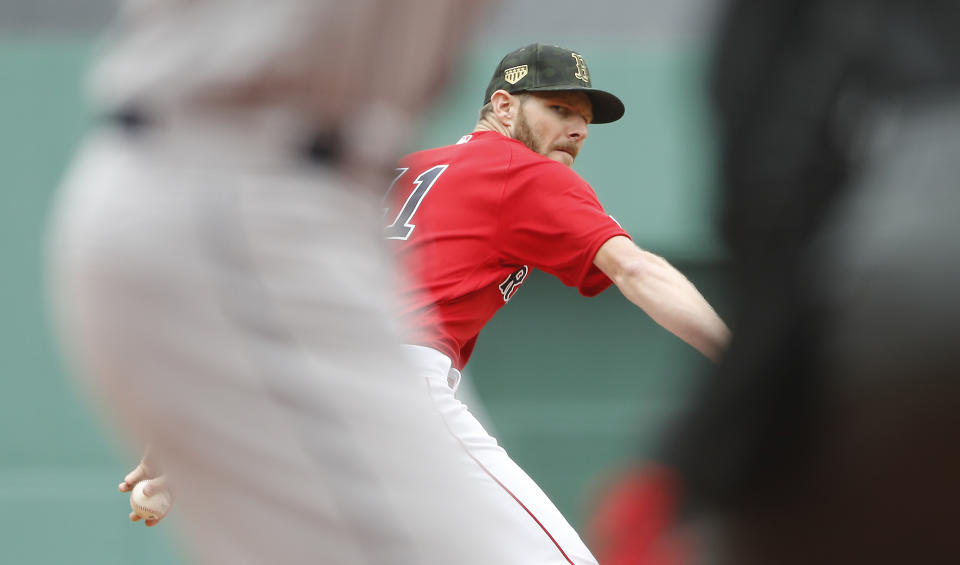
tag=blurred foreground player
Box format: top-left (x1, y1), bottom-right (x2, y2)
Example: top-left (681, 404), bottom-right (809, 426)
top-left (46, 1), bottom-right (522, 564)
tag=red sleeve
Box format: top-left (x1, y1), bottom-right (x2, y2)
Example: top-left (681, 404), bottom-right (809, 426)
top-left (497, 157), bottom-right (630, 296)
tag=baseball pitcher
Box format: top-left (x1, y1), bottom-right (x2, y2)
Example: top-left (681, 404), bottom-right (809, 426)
top-left (384, 44), bottom-right (730, 564)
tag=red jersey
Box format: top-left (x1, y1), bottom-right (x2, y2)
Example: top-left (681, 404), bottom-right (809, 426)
top-left (385, 131), bottom-right (629, 369)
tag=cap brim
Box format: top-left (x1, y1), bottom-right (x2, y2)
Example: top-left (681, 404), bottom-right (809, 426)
top-left (584, 90), bottom-right (626, 124)
top-left (518, 85), bottom-right (625, 124)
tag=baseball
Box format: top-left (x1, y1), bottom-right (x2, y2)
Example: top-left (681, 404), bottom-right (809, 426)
top-left (130, 481), bottom-right (171, 521)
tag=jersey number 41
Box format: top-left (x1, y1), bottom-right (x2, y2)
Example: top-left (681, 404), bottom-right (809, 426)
top-left (382, 165), bottom-right (448, 240)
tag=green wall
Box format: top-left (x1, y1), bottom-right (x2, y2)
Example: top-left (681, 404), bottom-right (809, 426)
top-left (0, 38), bottom-right (727, 563)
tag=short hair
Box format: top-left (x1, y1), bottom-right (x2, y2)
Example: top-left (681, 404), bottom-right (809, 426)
top-left (477, 101), bottom-right (493, 121)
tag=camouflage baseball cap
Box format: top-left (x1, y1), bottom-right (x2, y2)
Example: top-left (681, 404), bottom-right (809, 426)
top-left (483, 43), bottom-right (625, 124)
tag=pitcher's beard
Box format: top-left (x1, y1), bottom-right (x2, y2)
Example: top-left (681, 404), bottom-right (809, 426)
top-left (514, 110), bottom-right (578, 163)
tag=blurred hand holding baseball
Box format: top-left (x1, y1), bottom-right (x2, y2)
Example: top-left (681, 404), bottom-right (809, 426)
top-left (118, 450), bottom-right (173, 526)
top-left (130, 480), bottom-right (173, 522)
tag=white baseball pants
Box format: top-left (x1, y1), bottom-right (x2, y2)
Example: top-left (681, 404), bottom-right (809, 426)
top-left (402, 345), bottom-right (600, 565)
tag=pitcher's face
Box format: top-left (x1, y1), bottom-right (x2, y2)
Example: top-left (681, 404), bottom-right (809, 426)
top-left (512, 91), bottom-right (592, 167)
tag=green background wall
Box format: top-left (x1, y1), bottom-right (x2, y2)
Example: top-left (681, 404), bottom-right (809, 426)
top-left (0, 36), bottom-right (728, 564)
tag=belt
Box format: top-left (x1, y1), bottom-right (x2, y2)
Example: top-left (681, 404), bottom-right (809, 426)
top-left (105, 106), bottom-right (344, 166)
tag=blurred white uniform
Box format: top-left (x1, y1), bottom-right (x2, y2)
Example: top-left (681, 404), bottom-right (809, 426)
top-left (48, 1), bottom-right (514, 564)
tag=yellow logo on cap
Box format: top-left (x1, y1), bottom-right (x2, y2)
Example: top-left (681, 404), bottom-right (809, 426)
top-left (504, 65), bottom-right (528, 85)
top-left (571, 53), bottom-right (589, 83)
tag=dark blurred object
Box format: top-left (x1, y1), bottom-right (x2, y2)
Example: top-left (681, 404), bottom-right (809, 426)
top-left (662, 1), bottom-right (960, 564)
